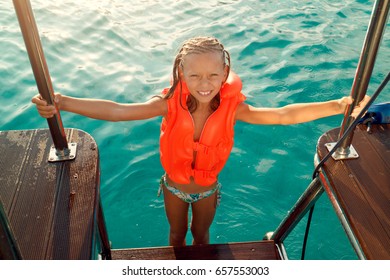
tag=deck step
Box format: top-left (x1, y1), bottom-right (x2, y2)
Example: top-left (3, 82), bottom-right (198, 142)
top-left (317, 124), bottom-right (390, 259)
top-left (0, 128), bottom-right (103, 259)
top-left (111, 240), bottom-right (281, 260)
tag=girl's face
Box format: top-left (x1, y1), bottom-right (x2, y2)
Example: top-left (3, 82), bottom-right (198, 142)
top-left (181, 51), bottom-right (227, 105)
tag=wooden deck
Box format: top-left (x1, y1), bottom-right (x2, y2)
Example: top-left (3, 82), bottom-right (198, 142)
top-left (3, 124), bottom-right (388, 260)
top-left (317, 124), bottom-right (390, 259)
top-left (0, 128), bottom-right (106, 259)
top-left (111, 241), bottom-right (281, 260)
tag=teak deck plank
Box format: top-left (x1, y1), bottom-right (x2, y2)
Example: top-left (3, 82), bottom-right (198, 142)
top-left (111, 241), bottom-right (281, 260)
top-left (317, 124), bottom-right (390, 259)
top-left (0, 128), bottom-right (100, 259)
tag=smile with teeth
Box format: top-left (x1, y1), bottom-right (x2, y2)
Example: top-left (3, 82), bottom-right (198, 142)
top-left (198, 90), bottom-right (212, 96)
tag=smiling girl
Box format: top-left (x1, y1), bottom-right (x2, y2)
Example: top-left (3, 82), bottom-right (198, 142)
top-left (32, 36), bottom-right (368, 247)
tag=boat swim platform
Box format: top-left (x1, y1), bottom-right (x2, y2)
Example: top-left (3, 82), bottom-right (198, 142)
top-left (0, 128), bottom-right (281, 260)
top-left (111, 241), bottom-right (281, 260)
top-left (316, 123), bottom-right (390, 259)
top-left (1, 124), bottom-right (388, 259)
top-left (0, 128), bottom-right (110, 260)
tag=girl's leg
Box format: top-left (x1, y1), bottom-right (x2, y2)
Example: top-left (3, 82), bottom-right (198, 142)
top-left (162, 185), bottom-right (190, 246)
top-left (190, 191), bottom-right (218, 245)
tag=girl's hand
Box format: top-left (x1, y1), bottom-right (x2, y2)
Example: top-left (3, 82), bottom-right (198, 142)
top-left (337, 95), bottom-right (370, 118)
top-left (337, 96), bottom-right (353, 113)
top-left (31, 93), bottom-right (62, 118)
top-left (351, 95), bottom-right (371, 118)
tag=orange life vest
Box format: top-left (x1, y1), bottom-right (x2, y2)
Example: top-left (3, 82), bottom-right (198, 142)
top-left (159, 72), bottom-right (246, 186)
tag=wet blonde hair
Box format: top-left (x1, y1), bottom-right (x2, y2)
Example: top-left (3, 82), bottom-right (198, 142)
top-left (164, 36), bottom-right (231, 112)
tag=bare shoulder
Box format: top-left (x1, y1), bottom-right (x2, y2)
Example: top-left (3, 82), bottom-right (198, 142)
top-left (235, 102), bottom-right (252, 122)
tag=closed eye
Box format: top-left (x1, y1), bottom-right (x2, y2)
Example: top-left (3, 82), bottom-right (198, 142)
top-left (209, 73), bottom-right (220, 79)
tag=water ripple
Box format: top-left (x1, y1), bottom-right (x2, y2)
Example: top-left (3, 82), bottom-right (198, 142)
top-left (1, 0), bottom-right (388, 259)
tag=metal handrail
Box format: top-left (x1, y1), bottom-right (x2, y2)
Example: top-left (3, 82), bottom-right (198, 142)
top-left (0, 203), bottom-right (22, 259)
top-left (13, 0), bottom-right (69, 154)
top-left (267, 1), bottom-right (389, 259)
top-left (269, 177), bottom-right (323, 244)
top-left (317, 171), bottom-right (366, 259)
top-left (336, 0), bottom-right (389, 157)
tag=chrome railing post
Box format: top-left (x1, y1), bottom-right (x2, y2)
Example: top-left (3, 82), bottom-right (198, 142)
top-left (332, 0), bottom-right (389, 159)
top-left (13, 0), bottom-right (76, 162)
top-left (267, 177), bottom-right (324, 244)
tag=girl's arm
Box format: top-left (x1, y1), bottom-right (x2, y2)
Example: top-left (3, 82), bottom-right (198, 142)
top-left (31, 93), bottom-right (167, 121)
top-left (235, 96), bottom-right (369, 125)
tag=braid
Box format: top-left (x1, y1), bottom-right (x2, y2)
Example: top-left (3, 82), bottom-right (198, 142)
top-left (164, 37), bottom-right (231, 113)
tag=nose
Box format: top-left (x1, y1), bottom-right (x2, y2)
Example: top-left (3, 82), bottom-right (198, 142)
top-left (199, 76), bottom-right (211, 87)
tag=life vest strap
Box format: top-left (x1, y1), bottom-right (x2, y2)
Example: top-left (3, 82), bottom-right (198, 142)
top-left (193, 142), bottom-right (214, 155)
top-left (190, 169), bottom-right (217, 180)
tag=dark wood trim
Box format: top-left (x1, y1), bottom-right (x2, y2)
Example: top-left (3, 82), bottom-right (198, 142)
top-left (317, 124), bottom-right (390, 259)
top-left (111, 241), bottom-right (281, 260)
top-left (0, 129), bottom-right (103, 259)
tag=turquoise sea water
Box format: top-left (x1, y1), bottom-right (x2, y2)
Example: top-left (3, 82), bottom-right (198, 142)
top-left (1, 0), bottom-right (389, 260)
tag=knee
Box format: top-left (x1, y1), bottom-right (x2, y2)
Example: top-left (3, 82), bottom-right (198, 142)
top-left (170, 227), bottom-right (188, 246)
top-left (190, 226), bottom-right (209, 245)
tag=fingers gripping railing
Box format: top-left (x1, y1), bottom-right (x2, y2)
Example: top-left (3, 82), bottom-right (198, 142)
top-left (13, 0), bottom-right (76, 162)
